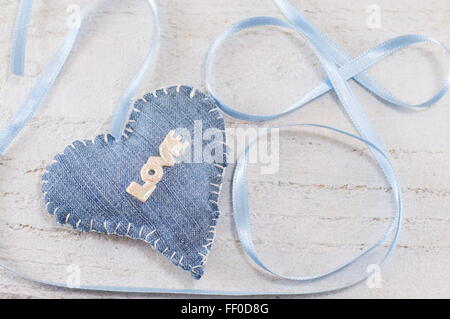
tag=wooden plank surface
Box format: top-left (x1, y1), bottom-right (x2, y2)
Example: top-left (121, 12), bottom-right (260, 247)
top-left (0, 0), bottom-right (449, 298)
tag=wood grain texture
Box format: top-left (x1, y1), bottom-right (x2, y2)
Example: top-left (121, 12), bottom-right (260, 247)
top-left (0, 0), bottom-right (449, 298)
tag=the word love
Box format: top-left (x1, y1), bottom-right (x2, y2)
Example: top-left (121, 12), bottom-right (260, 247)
top-left (127, 130), bottom-right (189, 202)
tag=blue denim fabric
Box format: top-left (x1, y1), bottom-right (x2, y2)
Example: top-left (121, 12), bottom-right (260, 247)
top-left (42, 86), bottom-right (227, 279)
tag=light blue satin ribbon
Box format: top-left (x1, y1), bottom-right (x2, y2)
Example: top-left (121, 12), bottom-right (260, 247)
top-left (10, 0), bottom-right (33, 76)
top-left (1, 0), bottom-right (160, 155)
top-left (1, 0), bottom-right (448, 295)
top-left (205, 0), bottom-right (449, 287)
top-left (233, 125), bottom-right (401, 283)
top-left (205, 22), bottom-right (450, 122)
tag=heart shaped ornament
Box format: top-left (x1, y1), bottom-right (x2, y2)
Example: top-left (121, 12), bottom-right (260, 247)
top-left (42, 86), bottom-right (227, 279)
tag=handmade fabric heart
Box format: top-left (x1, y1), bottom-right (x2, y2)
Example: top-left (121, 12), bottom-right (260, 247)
top-left (42, 86), bottom-right (227, 279)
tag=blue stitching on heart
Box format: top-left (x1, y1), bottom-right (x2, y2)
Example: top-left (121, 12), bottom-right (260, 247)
top-left (41, 86), bottom-right (228, 279)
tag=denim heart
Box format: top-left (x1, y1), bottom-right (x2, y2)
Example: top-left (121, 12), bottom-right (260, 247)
top-left (42, 86), bottom-right (227, 279)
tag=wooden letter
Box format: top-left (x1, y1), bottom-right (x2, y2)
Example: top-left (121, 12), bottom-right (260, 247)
top-left (126, 131), bottom-right (189, 202)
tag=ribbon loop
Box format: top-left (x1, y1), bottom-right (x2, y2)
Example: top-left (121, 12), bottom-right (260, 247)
top-left (233, 124), bottom-right (402, 282)
top-left (205, 20), bottom-right (450, 122)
